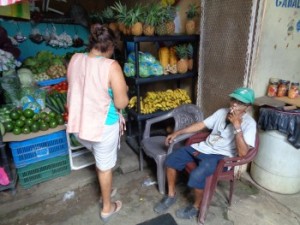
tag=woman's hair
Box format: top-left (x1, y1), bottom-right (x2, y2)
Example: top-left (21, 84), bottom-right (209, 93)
top-left (88, 23), bottom-right (117, 52)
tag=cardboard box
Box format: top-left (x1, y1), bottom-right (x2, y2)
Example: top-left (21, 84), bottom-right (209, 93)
top-left (3, 125), bottom-right (66, 142)
top-left (254, 96), bottom-right (286, 108)
top-left (275, 96), bottom-right (300, 107)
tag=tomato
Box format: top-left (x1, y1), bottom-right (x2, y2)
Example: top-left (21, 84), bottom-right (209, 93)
top-left (56, 116), bottom-right (65, 125)
top-left (40, 112), bottom-right (48, 119)
top-left (22, 126), bottom-right (31, 134)
top-left (49, 119), bottom-right (58, 128)
top-left (13, 127), bottom-right (22, 135)
top-left (25, 118), bottom-right (34, 126)
top-left (23, 109), bottom-right (35, 118)
top-left (49, 111), bottom-right (57, 118)
top-left (43, 115), bottom-right (51, 123)
top-left (4, 122), bottom-right (14, 132)
top-left (39, 122), bottom-right (49, 131)
top-left (32, 113), bottom-right (40, 121)
top-left (16, 108), bottom-right (23, 116)
top-left (9, 111), bottom-right (20, 120)
top-left (30, 122), bottom-right (40, 133)
top-left (15, 120), bottom-right (25, 128)
top-left (62, 112), bottom-right (68, 122)
top-left (19, 115), bottom-right (26, 122)
top-left (56, 86), bottom-right (62, 91)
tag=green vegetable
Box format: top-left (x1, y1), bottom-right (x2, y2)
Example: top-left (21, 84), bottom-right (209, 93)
top-left (17, 68), bottom-right (34, 87)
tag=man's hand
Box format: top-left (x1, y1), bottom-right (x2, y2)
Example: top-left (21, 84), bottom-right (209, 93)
top-left (165, 121), bottom-right (206, 146)
top-left (227, 108), bottom-right (244, 129)
top-left (165, 132), bottom-right (179, 146)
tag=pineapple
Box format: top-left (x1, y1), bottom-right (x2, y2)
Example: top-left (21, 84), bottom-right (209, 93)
top-left (123, 5), bottom-right (144, 36)
top-left (165, 5), bottom-right (177, 35)
top-left (102, 7), bottom-right (118, 32)
top-left (185, 3), bottom-right (200, 35)
top-left (175, 44), bottom-right (189, 74)
top-left (142, 3), bottom-right (160, 36)
top-left (156, 4), bottom-right (176, 35)
top-left (111, 1), bottom-right (127, 34)
top-left (187, 43), bottom-right (194, 70)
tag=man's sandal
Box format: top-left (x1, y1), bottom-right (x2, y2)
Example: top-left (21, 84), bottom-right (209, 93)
top-left (100, 200), bottom-right (122, 223)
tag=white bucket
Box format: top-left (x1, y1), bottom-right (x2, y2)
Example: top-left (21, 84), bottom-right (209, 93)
top-left (250, 130), bottom-right (300, 194)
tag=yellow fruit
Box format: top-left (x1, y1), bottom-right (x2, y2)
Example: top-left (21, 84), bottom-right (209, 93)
top-left (159, 47), bottom-right (170, 74)
top-left (108, 22), bottom-right (119, 32)
top-left (131, 22), bottom-right (143, 36)
top-left (177, 59), bottom-right (189, 73)
top-left (143, 25), bottom-right (155, 36)
top-left (169, 47), bottom-right (177, 66)
top-left (166, 21), bottom-right (175, 35)
top-left (186, 19), bottom-right (196, 35)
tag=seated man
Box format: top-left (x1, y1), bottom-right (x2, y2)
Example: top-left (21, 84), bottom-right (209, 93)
top-left (153, 87), bottom-right (257, 219)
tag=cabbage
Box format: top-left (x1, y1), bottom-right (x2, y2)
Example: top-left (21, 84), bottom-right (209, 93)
top-left (17, 68), bottom-right (34, 87)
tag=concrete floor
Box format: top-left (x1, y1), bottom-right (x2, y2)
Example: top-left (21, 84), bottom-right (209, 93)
top-left (0, 138), bottom-right (300, 225)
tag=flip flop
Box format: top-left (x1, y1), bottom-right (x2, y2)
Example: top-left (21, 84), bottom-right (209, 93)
top-left (99, 187), bottom-right (118, 205)
top-left (100, 200), bottom-right (122, 223)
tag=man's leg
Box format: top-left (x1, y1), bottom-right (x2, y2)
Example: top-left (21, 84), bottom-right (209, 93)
top-left (194, 188), bottom-right (204, 208)
top-left (166, 167), bottom-right (177, 197)
top-left (176, 154), bottom-right (224, 219)
top-left (154, 146), bottom-right (195, 214)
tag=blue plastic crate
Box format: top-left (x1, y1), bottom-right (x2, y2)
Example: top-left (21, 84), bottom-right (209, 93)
top-left (9, 130), bottom-right (68, 168)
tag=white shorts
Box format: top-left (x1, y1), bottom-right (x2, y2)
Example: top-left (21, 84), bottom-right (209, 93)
top-left (75, 123), bottom-right (120, 171)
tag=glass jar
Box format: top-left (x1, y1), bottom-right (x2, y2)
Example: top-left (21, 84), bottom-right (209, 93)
top-left (288, 82), bottom-right (299, 99)
top-left (267, 78), bottom-right (279, 97)
top-left (277, 80), bottom-right (290, 97)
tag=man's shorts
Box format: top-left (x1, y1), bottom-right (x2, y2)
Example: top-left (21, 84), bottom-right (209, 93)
top-left (165, 146), bottom-right (225, 189)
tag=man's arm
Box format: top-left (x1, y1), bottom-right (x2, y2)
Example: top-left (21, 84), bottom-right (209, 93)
top-left (165, 121), bottom-right (206, 146)
top-left (234, 131), bottom-right (250, 157)
top-left (227, 110), bottom-right (251, 157)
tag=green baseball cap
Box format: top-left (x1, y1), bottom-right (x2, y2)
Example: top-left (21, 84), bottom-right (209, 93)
top-left (229, 87), bottom-right (255, 104)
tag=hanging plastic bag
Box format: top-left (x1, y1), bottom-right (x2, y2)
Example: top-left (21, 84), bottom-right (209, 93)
top-left (0, 70), bottom-right (21, 107)
top-left (0, 167), bottom-right (9, 186)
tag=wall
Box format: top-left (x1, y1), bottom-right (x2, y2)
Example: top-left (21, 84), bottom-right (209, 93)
top-left (1, 20), bottom-right (89, 60)
top-left (252, 0), bottom-right (300, 97)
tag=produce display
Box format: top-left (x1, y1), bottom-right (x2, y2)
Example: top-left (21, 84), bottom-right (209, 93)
top-left (128, 89), bottom-right (192, 114)
top-left (0, 108), bottom-right (64, 136)
top-left (0, 49), bottom-right (21, 73)
top-left (69, 133), bottom-right (82, 147)
top-left (123, 51), bottom-right (163, 77)
top-left (46, 91), bottom-right (67, 115)
top-left (158, 46), bottom-right (178, 74)
top-left (123, 44), bottom-right (194, 78)
top-left (22, 51), bottom-right (66, 82)
top-left (89, 0), bottom-right (197, 37)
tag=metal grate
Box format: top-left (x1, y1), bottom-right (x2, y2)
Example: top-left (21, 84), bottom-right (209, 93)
top-left (197, 0), bottom-right (258, 118)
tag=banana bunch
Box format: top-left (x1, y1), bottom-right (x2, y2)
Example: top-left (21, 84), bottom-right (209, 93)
top-left (128, 89), bottom-right (192, 114)
top-left (128, 96), bottom-right (137, 108)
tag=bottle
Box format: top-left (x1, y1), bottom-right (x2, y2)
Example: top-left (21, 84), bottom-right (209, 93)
top-left (267, 78), bottom-right (279, 97)
top-left (288, 82), bottom-right (299, 99)
top-left (277, 80), bottom-right (290, 97)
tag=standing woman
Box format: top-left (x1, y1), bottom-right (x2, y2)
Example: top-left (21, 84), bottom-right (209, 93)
top-left (66, 24), bottom-right (129, 222)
